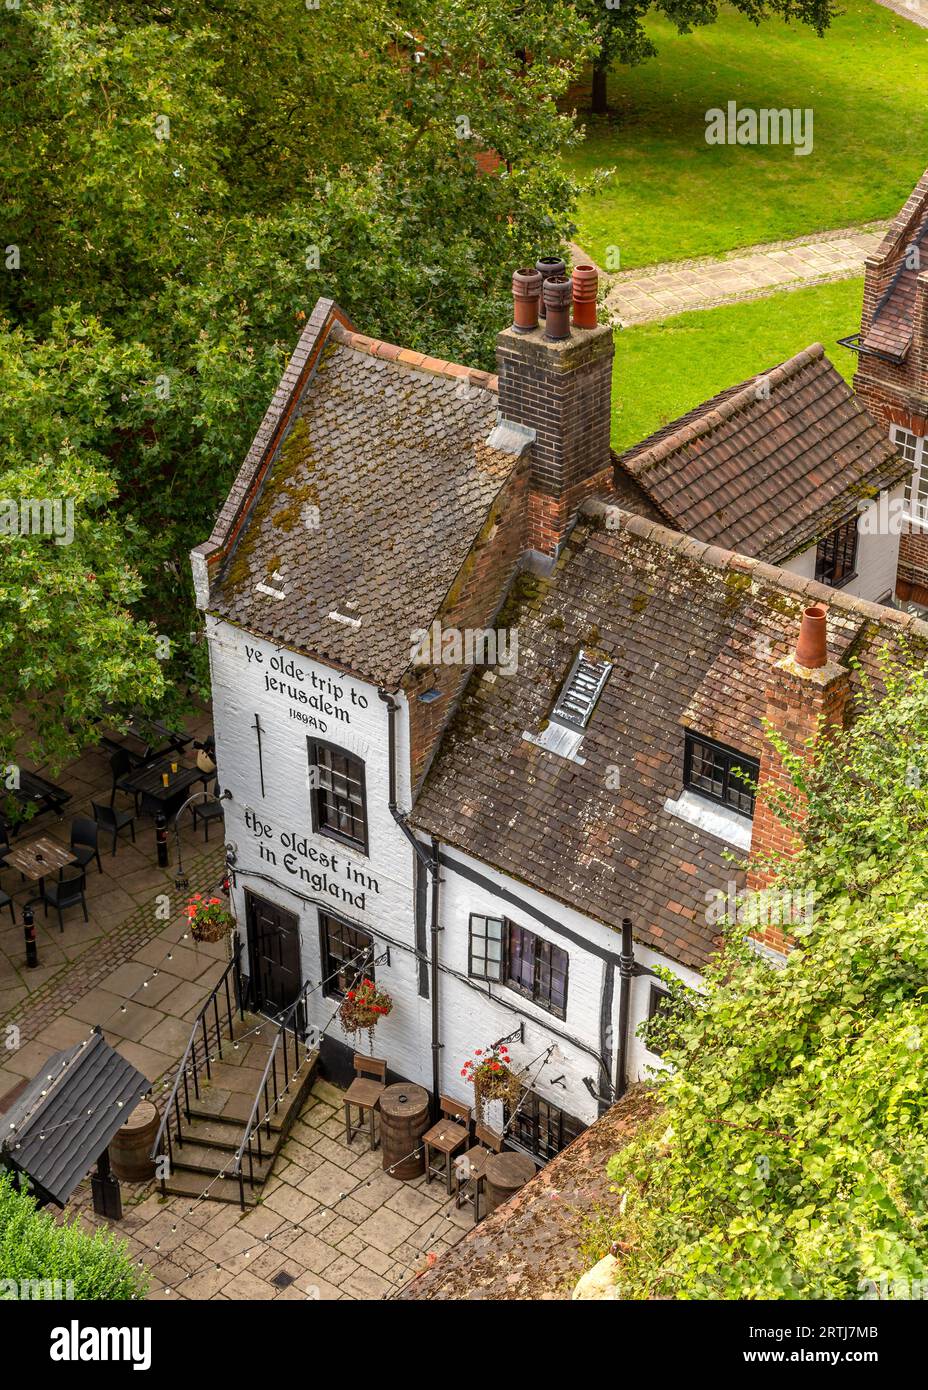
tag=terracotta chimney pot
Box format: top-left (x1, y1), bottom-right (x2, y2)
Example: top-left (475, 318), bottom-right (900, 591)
top-left (543, 276), bottom-right (572, 341)
top-left (535, 256), bottom-right (566, 318)
top-left (512, 268), bottom-right (542, 333)
top-left (795, 603), bottom-right (828, 669)
top-left (572, 265), bottom-right (598, 329)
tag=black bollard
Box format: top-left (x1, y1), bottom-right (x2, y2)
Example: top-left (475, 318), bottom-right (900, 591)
top-left (23, 906), bottom-right (37, 969)
top-left (155, 812), bottom-right (169, 868)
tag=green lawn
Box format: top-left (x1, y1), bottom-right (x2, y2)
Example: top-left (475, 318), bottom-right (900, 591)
top-left (564, 0), bottom-right (928, 270)
top-left (611, 276), bottom-right (863, 452)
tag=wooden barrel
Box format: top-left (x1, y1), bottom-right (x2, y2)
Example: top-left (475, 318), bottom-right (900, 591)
top-left (484, 1151), bottom-right (536, 1215)
top-left (109, 1099), bottom-right (159, 1182)
top-left (379, 1083), bottom-right (430, 1180)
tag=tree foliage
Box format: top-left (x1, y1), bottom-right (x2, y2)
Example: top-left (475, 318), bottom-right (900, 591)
top-left (0, 0), bottom-right (594, 761)
top-left (600, 651), bottom-right (928, 1299)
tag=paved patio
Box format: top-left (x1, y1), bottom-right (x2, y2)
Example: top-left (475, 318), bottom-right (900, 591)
top-left (65, 1077), bottom-right (470, 1301)
top-left (0, 716), bottom-right (468, 1301)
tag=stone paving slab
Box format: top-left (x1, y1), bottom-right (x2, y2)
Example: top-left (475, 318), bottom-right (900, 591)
top-left (572, 221), bottom-right (889, 326)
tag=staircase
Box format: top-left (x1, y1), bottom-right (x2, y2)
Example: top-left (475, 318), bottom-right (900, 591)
top-left (153, 946), bottom-right (319, 1207)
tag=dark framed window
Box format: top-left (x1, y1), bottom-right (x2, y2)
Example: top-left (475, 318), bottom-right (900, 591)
top-left (504, 1090), bottom-right (585, 1162)
top-left (815, 516), bottom-right (858, 588)
top-left (684, 732), bottom-right (759, 819)
top-left (467, 914), bottom-right (568, 1018)
top-left (319, 913), bottom-right (373, 998)
top-left (644, 984), bottom-right (671, 1057)
top-left (468, 914), bottom-right (504, 983)
top-left (308, 738), bottom-right (368, 853)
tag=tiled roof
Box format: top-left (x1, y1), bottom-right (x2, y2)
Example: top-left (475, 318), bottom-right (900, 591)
top-left (861, 169), bottom-right (928, 362)
top-left (209, 323), bottom-right (515, 686)
top-left (614, 345), bottom-right (908, 563)
top-left (411, 507), bottom-right (928, 971)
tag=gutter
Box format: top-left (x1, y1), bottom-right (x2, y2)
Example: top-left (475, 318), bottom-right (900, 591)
top-left (377, 688), bottom-right (442, 1113)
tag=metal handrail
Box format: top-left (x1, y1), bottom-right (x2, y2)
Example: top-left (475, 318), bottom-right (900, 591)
top-left (230, 977), bottom-right (316, 1208)
top-left (151, 936), bottom-right (243, 1165)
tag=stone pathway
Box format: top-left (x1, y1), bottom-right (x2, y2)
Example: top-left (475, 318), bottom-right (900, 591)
top-left (572, 221), bottom-right (888, 326)
top-left (873, 0), bottom-right (928, 28)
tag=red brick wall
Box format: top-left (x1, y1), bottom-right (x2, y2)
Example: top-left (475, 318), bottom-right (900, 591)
top-left (747, 659), bottom-right (850, 954)
top-left (405, 460), bottom-right (529, 792)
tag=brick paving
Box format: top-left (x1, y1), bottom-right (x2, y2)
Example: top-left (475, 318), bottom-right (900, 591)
top-left (573, 222), bottom-right (888, 326)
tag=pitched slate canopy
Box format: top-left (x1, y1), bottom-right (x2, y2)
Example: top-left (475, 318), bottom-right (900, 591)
top-left (0, 1030), bottom-right (149, 1207)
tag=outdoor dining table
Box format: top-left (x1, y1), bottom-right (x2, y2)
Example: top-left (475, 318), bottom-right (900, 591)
top-left (4, 836), bottom-right (78, 907)
top-left (121, 758), bottom-right (202, 819)
top-left (5, 769), bottom-right (72, 831)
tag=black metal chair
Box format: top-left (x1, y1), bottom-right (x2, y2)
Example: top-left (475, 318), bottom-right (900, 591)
top-left (68, 815), bottom-right (103, 875)
top-left (41, 868), bottom-right (88, 933)
top-left (108, 749), bottom-right (141, 813)
top-left (0, 887), bottom-right (15, 925)
top-left (191, 781), bottom-right (224, 842)
top-left (92, 800), bottom-right (136, 856)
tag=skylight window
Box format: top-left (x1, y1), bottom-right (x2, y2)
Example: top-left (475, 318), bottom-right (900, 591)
top-left (550, 651), bottom-right (612, 731)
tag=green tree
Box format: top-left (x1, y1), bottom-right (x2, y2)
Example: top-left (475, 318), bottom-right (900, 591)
top-left (0, 1), bottom-right (595, 760)
top-left (595, 649), bottom-right (928, 1298)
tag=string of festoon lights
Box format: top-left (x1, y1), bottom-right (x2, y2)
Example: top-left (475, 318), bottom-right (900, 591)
top-left (143, 1042), bottom-right (558, 1299)
top-left (5, 936), bottom-right (378, 1153)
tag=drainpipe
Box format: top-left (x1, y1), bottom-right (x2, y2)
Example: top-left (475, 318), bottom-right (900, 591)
top-left (377, 688), bottom-right (442, 1112)
top-left (615, 917), bottom-right (635, 1099)
top-left (429, 836), bottom-right (442, 1116)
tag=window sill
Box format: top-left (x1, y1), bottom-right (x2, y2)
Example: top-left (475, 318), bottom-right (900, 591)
top-left (317, 824), bottom-right (369, 857)
top-left (815, 571), bottom-right (858, 591)
top-left (663, 789), bottom-right (753, 851)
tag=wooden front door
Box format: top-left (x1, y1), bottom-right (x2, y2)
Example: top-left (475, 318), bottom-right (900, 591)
top-left (245, 891), bottom-right (302, 1019)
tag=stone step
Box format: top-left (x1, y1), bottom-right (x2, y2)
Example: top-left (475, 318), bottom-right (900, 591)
top-left (161, 1168), bottom-right (259, 1208)
top-left (169, 1139), bottom-right (275, 1185)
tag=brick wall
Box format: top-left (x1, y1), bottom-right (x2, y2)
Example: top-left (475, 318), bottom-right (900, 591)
top-left (747, 654), bottom-right (850, 955)
top-left (405, 460), bottom-right (529, 791)
top-left (497, 321), bottom-right (614, 558)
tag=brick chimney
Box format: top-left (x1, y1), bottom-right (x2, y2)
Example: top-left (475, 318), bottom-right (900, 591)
top-left (747, 604), bottom-right (850, 956)
top-left (496, 262), bottom-right (614, 563)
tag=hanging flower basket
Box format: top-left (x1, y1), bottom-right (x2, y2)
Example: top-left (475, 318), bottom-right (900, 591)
top-left (461, 1044), bottom-right (521, 1118)
top-left (186, 893), bottom-right (235, 943)
top-left (338, 978), bottom-right (393, 1048)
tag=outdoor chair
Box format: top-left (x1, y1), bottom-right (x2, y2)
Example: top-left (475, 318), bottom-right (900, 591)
top-left (0, 886), bottom-right (14, 925)
top-left (423, 1095), bottom-right (472, 1194)
top-left (41, 867), bottom-right (88, 933)
top-left (454, 1123), bottom-right (504, 1224)
top-left (67, 815), bottom-right (102, 876)
top-left (108, 749), bottom-right (141, 814)
top-left (343, 1054), bottom-right (387, 1150)
top-left (191, 780), bottom-right (224, 842)
top-left (91, 801), bottom-right (136, 856)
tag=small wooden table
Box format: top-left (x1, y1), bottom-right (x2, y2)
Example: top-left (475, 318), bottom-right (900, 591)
top-left (4, 836), bottom-right (78, 906)
top-left (122, 759), bottom-right (201, 818)
top-left (483, 1151), bottom-right (537, 1216)
top-left (380, 1083), bottom-right (430, 1179)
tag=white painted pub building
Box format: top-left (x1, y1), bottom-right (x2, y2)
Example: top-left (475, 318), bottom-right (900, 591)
top-left (193, 278), bottom-right (916, 1161)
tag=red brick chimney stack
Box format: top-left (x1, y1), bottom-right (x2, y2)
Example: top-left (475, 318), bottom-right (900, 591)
top-left (747, 604), bottom-right (850, 956)
top-left (498, 256), bottom-right (614, 563)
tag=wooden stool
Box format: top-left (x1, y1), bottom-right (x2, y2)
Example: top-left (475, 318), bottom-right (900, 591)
top-left (343, 1054), bottom-right (387, 1150)
top-left (454, 1123), bottom-right (503, 1224)
top-left (422, 1095), bottom-right (471, 1194)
